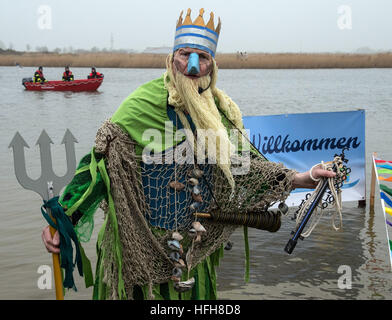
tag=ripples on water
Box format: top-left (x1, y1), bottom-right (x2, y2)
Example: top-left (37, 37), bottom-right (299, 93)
top-left (0, 66), bottom-right (391, 299)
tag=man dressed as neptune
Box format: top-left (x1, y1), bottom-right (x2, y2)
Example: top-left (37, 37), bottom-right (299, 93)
top-left (42, 8), bottom-right (335, 300)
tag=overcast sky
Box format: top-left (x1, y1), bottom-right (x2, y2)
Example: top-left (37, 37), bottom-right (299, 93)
top-left (1, 0), bottom-right (391, 53)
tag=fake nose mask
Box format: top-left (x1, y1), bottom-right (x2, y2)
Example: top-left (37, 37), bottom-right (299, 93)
top-left (187, 52), bottom-right (200, 75)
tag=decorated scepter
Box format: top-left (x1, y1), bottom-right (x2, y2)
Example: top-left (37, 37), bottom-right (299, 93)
top-left (9, 129), bottom-right (82, 300)
top-left (285, 148), bottom-right (351, 254)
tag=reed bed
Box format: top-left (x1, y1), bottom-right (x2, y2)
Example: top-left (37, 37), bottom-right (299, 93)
top-left (1, 52), bottom-right (392, 69)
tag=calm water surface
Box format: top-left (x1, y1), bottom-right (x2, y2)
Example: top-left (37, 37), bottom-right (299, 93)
top-left (0, 66), bottom-right (391, 299)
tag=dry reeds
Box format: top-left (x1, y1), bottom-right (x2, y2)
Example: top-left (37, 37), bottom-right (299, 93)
top-left (0, 52), bottom-right (168, 68)
top-left (216, 52), bottom-right (392, 69)
top-left (1, 52), bottom-right (392, 69)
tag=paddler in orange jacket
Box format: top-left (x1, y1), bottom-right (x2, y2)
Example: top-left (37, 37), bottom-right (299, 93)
top-left (62, 66), bottom-right (74, 81)
top-left (34, 66), bottom-right (47, 83)
top-left (87, 67), bottom-right (104, 79)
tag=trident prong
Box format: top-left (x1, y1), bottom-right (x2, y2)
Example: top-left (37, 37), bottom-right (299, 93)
top-left (9, 129), bottom-right (78, 300)
top-left (9, 129), bottom-right (78, 200)
top-left (57, 129), bottom-right (78, 191)
top-left (9, 131), bottom-right (38, 193)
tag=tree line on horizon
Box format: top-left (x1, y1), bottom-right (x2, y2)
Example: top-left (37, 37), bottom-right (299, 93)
top-left (1, 40), bottom-right (391, 56)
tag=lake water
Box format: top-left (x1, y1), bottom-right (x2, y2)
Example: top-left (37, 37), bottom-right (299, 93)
top-left (0, 66), bottom-right (391, 300)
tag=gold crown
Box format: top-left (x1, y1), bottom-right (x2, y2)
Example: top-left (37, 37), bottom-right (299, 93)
top-left (176, 8), bottom-right (221, 35)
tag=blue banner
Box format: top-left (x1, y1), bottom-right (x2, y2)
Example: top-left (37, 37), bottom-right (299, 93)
top-left (243, 110), bottom-right (365, 207)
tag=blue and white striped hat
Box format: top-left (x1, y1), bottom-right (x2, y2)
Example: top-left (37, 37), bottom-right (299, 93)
top-left (173, 8), bottom-right (221, 58)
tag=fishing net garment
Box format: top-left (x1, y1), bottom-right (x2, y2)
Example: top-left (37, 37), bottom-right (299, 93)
top-left (94, 119), bottom-right (296, 299)
top-left (94, 120), bottom-right (235, 299)
top-left (215, 153), bottom-right (296, 213)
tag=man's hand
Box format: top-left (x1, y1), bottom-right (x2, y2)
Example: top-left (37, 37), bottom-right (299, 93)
top-left (41, 226), bottom-right (60, 254)
top-left (292, 163), bottom-right (336, 189)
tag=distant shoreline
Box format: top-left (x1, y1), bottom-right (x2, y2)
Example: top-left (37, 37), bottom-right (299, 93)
top-left (1, 51), bottom-right (392, 69)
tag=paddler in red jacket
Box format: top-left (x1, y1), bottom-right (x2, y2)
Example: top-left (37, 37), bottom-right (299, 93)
top-left (62, 66), bottom-right (74, 81)
top-left (34, 66), bottom-right (47, 83)
top-left (87, 67), bottom-right (104, 79)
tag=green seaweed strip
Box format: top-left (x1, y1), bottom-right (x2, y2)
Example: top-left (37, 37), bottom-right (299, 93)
top-left (65, 149), bottom-right (98, 217)
top-left (205, 254), bottom-right (217, 299)
top-left (97, 158), bottom-right (127, 299)
top-left (204, 262), bottom-right (211, 299)
top-left (63, 149), bottom-right (99, 292)
top-left (243, 226), bottom-right (250, 283)
top-left (167, 281), bottom-right (179, 300)
top-left (93, 217), bottom-right (108, 300)
top-left (74, 165), bottom-right (90, 176)
top-left (380, 184), bottom-right (392, 197)
top-left (96, 254), bottom-right (107, 299)
top-left (211, 245), bottom-right (224, 267)
top-left (156, 282), bottom-right (178, 300)
top-left (79, 243), bottom-right (94, 288)
top-left (150, 285), bottom-right (164, 300)
top-left (196, 262), bottom-right (206, 299)
top-left (192, 266), bottom-right (200, 300)
top-left (206, 247), bottom-right (225, 299)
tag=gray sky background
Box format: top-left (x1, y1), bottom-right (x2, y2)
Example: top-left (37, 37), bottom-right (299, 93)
top-left (1, 0), bottom-right (391, 53)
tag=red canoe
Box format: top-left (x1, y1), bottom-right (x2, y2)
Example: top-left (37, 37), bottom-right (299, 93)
top-left (23, 78), bottom-right (103, 92)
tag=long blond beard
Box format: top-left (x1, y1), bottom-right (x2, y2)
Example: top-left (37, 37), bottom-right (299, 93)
top-left (164, 54), bottom-right (244, 190)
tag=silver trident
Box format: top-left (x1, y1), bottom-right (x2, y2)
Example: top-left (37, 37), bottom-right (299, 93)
top-left (9, 129), bottom-right (78, 300)
top-left (9, 129), bottom-right (78, 201)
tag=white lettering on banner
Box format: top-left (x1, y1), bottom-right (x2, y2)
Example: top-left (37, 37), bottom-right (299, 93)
top-left (252, 134), bottom-right (361, 155)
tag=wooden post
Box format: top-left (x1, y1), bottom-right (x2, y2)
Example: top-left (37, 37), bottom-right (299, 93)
top-left (369, 152), bottom-right (377, 213)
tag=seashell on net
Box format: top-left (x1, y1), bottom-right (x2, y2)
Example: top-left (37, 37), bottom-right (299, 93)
top-left (190, 202), bottom-right (201, 211)
top-left (192, 185), bottom-right (201, 195)
top-left (188, 228), bottom-right (197, 237)
top-left (169, 251), bottom-right (181, 262)
top-left (278, 202), bottom-right (289, 215)
top-left (169, 181), bottom-right (185, 191)
top-left (168, 240), bottom-right (181, 251)
top-left (192, 193), bottom-right (203, 202)
top-left (173, 277), bottom-right (195, 293)
top-left (192, 221), bottom-right (206, 233)
top-left (174, 258), bottom-right (186, 269)
top-left (191, 168), bottom-right (204, 178)
top-left (195, 233), bottom-right (202, 242)
top-left (172, 231), bottom-right (184, 241)
top-left (188, 178), bottom-right (199, 186)
top-left (172, 267), bottom-right (183, 278)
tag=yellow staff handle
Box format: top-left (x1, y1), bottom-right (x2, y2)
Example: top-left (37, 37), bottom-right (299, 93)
top-left (48, 213), bottom-right (64, 300)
